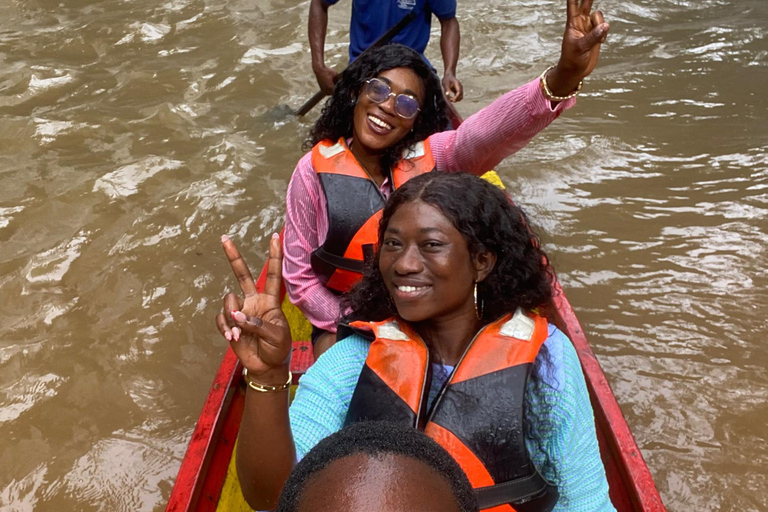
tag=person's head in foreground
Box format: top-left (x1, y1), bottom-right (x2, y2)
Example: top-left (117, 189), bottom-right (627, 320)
top-left (343, 171), bottom-right (553, 333)
top-left (276, 421), bottom-right (478, 512)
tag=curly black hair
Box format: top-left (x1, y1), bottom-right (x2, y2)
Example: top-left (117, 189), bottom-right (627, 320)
top-left (341, 172), bottom-right (555, 326)
top-left (276, 421), bottom-right (478, 512)
top-left (340, 172), bottom-right (559, 472)
top-left (303, 43), bottom-right (450, 176)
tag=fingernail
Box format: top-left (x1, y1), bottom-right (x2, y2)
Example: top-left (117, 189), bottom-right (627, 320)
top-left (232, 327), bottom-right (241, 341)
top-left (272, 233), bottom-right (280, 240)
top-left (221, 234), bottom-right (230, 243)
top-left (232, 310), bottom-right (246, 322)
top-left (225, 331), bottom-right (232, 342)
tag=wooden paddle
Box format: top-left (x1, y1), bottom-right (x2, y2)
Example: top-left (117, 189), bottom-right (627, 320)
top-left (295, 11), bottom-right (417, 117)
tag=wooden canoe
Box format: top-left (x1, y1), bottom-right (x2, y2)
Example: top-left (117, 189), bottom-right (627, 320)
top-left (166, 228), bottom-right (667, 512)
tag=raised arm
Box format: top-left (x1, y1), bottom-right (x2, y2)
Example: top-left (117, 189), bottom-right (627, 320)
top-left (215, 235), bottom-right (296, 509)
top-left (439, 16), bottom-right (463, 102)
top-left (429, 0), bottom-right (609, 174)
top-left (308, 0), bottom-right (338, 95)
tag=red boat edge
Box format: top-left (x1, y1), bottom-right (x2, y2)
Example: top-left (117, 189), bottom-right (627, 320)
top-left (166, 343), bottom-right (313, 512)
top-left (550, 280), bottom-right (666, 511)
top-left (166, 347), bottom-right (239, 512)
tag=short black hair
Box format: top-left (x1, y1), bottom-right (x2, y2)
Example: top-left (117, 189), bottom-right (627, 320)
top-left (276, 421), bottom-right (478, 512)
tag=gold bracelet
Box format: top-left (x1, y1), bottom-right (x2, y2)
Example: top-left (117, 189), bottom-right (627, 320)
top-left (243, 368), bottom-right (292, 393)
top-left (539, 65), bottom-right (583, 102)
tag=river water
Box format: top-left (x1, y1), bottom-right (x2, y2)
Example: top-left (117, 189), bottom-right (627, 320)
top-left (0, 0), bottom-right (765, 510)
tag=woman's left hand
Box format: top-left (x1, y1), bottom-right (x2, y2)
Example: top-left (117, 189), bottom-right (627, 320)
top-left (215, 234), bottom-right (293, 381)
top-left (547, 0), bottom-right (610, 97)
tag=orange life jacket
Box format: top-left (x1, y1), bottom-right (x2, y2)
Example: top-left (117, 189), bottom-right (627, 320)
top-left (310, 137), bottom-right (435, 293)
top-left (343, 310), bottom-right (559, 512)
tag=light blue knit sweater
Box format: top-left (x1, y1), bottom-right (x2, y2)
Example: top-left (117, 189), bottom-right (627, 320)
top-left (288, 324), bottom-right (616, 512)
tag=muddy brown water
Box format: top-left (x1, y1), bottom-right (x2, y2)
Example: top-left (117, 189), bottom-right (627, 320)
top-left (0, 0), bottom-right (766, 510)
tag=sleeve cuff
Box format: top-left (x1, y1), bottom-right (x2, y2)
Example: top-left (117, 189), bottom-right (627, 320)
top-left (526, 77), bottom-right (578, 114)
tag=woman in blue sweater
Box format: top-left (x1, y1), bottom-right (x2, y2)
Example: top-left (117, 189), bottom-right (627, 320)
top-left (216, 172), bottom-right (614, 512)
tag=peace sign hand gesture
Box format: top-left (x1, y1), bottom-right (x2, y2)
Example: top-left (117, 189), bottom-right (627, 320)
top-left (547, 0), bottom-right (610, 98)
top-left (215, 234), bottom-right (292, 382)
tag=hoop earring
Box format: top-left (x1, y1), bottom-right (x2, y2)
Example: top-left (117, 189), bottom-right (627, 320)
top-left (473, 282), bottom-right (481, 319)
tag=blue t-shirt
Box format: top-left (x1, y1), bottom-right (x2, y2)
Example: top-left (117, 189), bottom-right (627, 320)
top-left (324, 0), bottom-right (457, 61)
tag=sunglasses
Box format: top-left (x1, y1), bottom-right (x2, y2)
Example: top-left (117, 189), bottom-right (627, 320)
top-left (363, 78), bottom-right (421, 119)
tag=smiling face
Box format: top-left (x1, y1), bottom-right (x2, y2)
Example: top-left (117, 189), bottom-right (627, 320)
top-left (379, 200), bottom-right (494, 325)
top-left (352, 67), bottom-right (424, 155)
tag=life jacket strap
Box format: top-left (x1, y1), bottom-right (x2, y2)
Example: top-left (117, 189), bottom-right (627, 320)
top-left (336, 323), bottom-right (376, 343)
top-left (312, 246), bottom-right (367, 273)
top-left (474, 468), bottom-right (558, 511)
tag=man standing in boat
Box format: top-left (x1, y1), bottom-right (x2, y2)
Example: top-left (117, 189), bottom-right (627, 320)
top-left (308, 0), bottom-right (463, 102)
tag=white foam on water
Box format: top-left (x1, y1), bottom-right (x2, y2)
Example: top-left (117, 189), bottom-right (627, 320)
top-left (686, 41), bottom-right (730, 56)
top-left (163, 0), bottom-right (195, 12)
top-left (240, 43), bottom-right (303, 64)
top-left (651, 99), bottom-right (725, 108)
top-left (169, 102), bottom-right (207, 118)
top-left (141, 225), bottom-right (182, 246)
top-left (141, 287), bottom-right (167, 308)
top-left (193, 273), bottom-right (212, 288)
top-left (107, 223), bottom-right (181, 255)
top-left (42, 298), bottom-right (79, 325)
top-left (0, 205), bottom-right (25, 229)
top-left (28, 72), bottom-right (74, 92)
top-left (213, 76), bottom-right (235, 90)
top-left (193, 297), bottom-right (207, 315)
top-left (157, 47), bottom-right (195, 57)
top-left (140, 23), bottom-right (171, 42)
top-left (33, 118), bottom-right (93, 144)
top-left (175, 12), bottom-right (203, 31)
top-left (0, 464), bottom-right (48, 510)
top-left (93, 157), bottom-right (183, 198)
top-left (116, 22), bottom-right (172, 45)
top-left (24, 232), bottom-right (89, 284)
top-left (0, 374), bottom-right (65, 424)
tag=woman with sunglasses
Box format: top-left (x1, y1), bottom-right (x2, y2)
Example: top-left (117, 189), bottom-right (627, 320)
top-left (282, 0), bottom-right (610, 356)
top-left (217, 172), bottom-right (614, 511)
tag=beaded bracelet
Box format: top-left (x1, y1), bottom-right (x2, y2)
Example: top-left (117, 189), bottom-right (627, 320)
top-left (539, 65), bottom-right (583, 102)
top-left (243, 368), bottom-right (293, 393)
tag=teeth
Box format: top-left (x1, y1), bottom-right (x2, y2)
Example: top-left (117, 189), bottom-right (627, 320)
top-left (398, 285), bottom-right (427, 293)
top-left (368, 115), bottom-right (392, 130)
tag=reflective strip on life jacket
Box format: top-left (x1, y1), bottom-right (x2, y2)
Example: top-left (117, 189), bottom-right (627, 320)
top-left (350, 318), bottom-right (430, 419)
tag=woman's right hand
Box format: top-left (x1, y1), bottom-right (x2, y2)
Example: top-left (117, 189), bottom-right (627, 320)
top-left (547, 0), bottom-right (610, 97)
top-left (215, 233), bottom-right (293, 383)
